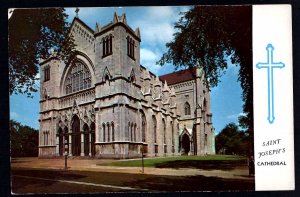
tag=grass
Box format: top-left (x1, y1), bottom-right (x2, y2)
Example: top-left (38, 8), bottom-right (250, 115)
top-left (98, 155), bottom-right (248, 170)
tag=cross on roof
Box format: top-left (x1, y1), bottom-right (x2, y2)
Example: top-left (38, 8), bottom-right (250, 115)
top-left (75, 8), bottom-right (80, 18)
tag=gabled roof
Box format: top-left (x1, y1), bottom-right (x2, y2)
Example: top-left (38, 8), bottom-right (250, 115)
top-left (70, 17), bottom-right (94, 34)
top-left (159, 67), bottom-right (196, 85)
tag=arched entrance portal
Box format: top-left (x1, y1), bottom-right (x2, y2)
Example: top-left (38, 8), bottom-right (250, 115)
top-left (182, 133), bottom-right (190, 155)
top-left (72, 115), bottom-right (81, 156)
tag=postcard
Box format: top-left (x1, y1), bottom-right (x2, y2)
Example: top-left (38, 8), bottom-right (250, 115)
top-left (9, 4), bottom-right (294, 193)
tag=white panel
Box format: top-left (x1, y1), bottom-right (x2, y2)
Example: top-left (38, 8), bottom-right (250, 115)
top-left (253, 5), bottom-right (294, 190)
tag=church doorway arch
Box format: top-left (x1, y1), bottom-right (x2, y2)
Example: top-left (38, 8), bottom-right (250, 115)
top-left (72, 115), bottom-right (81, 156)
top-left (83, 124), bottom-right (89, 156)
top-left (182, 133), bottom-right (190, 155)
top-left (58, 128), bottom-right (64, 156)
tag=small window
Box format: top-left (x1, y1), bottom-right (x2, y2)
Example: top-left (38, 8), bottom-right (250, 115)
top-left (184, 102), bottom-right (191, 115)
top-left (111, 122), bottom-right (115, 141)
top-left (44, 67), bottom-right (50, 82)
top-left (127, 36), bottom-right (135, 60)
top-left (102, 35), bottom-right (113, 57)
top-left (102, 123), bottom-right (106, 142)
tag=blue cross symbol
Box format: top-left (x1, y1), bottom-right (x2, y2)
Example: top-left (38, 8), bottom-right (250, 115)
top-left (256, 44), bottom-right (285, 124)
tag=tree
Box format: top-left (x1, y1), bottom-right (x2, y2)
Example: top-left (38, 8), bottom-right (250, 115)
top-left (158, 6), bottom-right (253, 155)
top-left (10, 120), bottom-right (39, 157)
top-left (8, 8), bottom-right (76, 97)
top-left (216, 123), bottom-right (248, 155)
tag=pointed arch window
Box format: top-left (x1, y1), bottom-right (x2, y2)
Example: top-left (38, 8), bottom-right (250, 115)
top-left (141, 112), bottom-right (146, 142)
top-left (127, 36), bottom-right (135, 60)
top-left (127, 122), bottom-right (130, 141)
top-left (202, 98), bottom-right (207, 122)
top-left (162, 119), bottom-right (166, 144)
top-left (65, 61), bottom-right (91, 94)
top-left (107, 122), bottom-right (110, 142)
top-left (111, 122), bottom-right (115, 141)
top-left (43, 89), bottom-right (48, 100)
top-left (134, 123), bottom-right (137, 142)
top-left (171, 121), bottom-right (174, 145)
top-left (184, 102), bottom-right (191, 115)
top-left (130, 122), bottom-right (134, 141)
top-left (152, 116), bottom-right (157, 143)
top-left (44, 66), bottom-right (50, 82)
top-left (102, 34), bottom-right (113, 57)
top-left (102, 123), bottom-right (106, 142)
top-left (129, 69), bottom-right (136, 83)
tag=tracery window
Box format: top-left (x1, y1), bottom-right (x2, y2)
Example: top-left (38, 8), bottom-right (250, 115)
top-left (65, 61), bottom-right (91, 94)
top-left (184, 102), bottom-right (191, 115)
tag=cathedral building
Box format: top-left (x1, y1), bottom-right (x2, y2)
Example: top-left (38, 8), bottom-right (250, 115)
top-left (38, 13), bottom-right (215, 159)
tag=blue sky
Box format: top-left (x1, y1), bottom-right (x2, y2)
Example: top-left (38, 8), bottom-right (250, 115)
top-left (9, 6), bottom-right (244, 134)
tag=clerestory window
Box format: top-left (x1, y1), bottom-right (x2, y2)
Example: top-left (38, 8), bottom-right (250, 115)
top-left (65, 61), bottom-right (91, 94)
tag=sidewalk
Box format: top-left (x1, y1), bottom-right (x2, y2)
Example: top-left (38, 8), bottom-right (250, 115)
top-left (11, 157), bottom-right (254, 180)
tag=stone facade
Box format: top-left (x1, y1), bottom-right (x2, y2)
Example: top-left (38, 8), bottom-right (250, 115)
top-left (38, 13), bottom-right (215, 159)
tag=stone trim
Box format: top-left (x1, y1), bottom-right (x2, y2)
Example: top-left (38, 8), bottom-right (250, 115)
top-left (94, 22), bottom-right (141, 42)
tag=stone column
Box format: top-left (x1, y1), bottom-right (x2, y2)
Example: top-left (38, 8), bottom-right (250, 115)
top-left (81, 132), bottom-right (84, 156)
top-left (174, 122), bottom-right (179, 155)
top-left (69, 134), bottom-right (72, 156)
top-left (195, 122), bottom-right (201, 155)
top-left (166, 118), bottom-right (172, 156)
top-left (190, 138), bottom-right (194, 155)
top-left (89, 132), bottom-right (92, 156)
top-left (55, 135), bottom-right (59, 156)
top-left (95, 112), bottom-right (100, 143)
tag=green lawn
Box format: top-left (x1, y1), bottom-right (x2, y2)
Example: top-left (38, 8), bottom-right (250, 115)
top-left (99, 155), bottom-right (248, 170)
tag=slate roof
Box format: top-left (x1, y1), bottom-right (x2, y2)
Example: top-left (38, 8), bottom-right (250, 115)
top-left (159, 67), bottom-right (196, 85)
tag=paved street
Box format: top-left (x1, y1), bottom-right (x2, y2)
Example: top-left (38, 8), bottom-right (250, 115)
top-left (11, 157), bottom-right (255, 194)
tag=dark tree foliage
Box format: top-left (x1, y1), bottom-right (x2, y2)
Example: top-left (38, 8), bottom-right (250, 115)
top-left (10, 120), bottom-right (39, 157)
top-left (158, 6), bottom-right (253, 155)
top-left (216, 123), bottom-right (249, 155)
top-left (9, 8), bottom-right (76, 97)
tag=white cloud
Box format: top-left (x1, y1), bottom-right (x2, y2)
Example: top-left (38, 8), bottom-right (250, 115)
top-left (227, 112), bottom-right (246, 120)
top-left (10, 111), bottom-right (19, 119)
top-left (133, 6), bottom-right (190, 47)
top-left (140, 48), bottom-right (161, 75)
